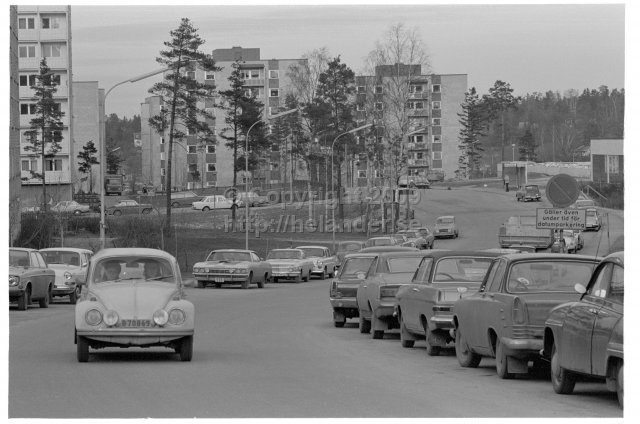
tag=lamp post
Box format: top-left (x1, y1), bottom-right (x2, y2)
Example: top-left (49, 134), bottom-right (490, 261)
top-left (245, 108), bottom-right (298, 250)
top-left (331, 123), bottom-right (373, 251)
top-left (511, 143), bottom-right (516, 162)
top-left (100, 68), bottom-right (166, 250)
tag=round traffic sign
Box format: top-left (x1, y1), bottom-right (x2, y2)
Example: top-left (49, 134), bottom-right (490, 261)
top-left (545, 174), bottom-right (580, 208)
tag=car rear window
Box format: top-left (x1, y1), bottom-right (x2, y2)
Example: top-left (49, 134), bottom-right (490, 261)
top-left (41, 251), bottom-right (81, 266)
top-left (433, 257), bottom-right (494, 282)
top-left (506, 260), bottom-right (597, 293)
top-left (386, 256), bottom-right (423, 273)
top-left (340, 257), bottom-right (375, 277)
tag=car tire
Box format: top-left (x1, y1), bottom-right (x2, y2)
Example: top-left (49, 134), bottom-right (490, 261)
top-left (455, 327), bottom-right (481, 368)
top-left (171, 202), bottom-right (180, 208)
top-left (77, 336), bottom-right (89, 363)
top-left (303, 271), bottom-right (310, 282)
top-left (333, 311), bottom-right (346, 328)
top-left (495, 338), bottom-right (514, 379)
top-left (142, 208), bottom-right (151, 214)
top-left (372, 329), bottom-right (384, 339)
top-left (257, 274), bottom-right (265, 289)
top-left (195, 280), bottom-right (204, 288)
top-left (242, 273), bottom-right (252, 290)
top-left (178, 335), bottom-right (193, 362)
top-left (399, 314), bottom-right (415, 348)
top-left (39, 285), bottom-right (52, 308)
top-left (551, 344), bottom-right (575, 394)
top-left (322, 267), bottom-right (328, 280)
top-left (17, 285), bottom-right (31, 311)
top-left (214, 283), bottom-right (221, 288)
top-left (113, 210), bottom-right (122, 216)
top-left (425, 329), bottom-right (441, 357)
top-left (617, 363), bottom-right (624, 409)
top-left (69, 287), bottom-right (80, 305)
top-left (273, 277), bottom-right (279, 283)
top-left (359, 315), bottom-right (371, 334)
top-left (203, 206), bottom-right (210, 212)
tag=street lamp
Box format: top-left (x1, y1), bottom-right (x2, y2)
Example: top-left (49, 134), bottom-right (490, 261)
top-left (331, 123), bottom-right (373, 250)
top-left (245, 108), bottom-right (298, 250)
top-left (100, 68), bottom-right (167, 250)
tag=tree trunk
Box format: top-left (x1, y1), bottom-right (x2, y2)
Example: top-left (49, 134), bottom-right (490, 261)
top-left (164, 73), bottom-right (181, 233)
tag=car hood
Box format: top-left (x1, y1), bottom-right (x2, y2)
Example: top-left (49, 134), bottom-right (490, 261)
top-left (194, 261), bottom-right (252, 268)
top-left (89, 282), bottom-right (179, 312)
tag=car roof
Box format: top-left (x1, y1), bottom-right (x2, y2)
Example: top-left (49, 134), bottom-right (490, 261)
top-left (367, 236), bottom-right (394, 240)
top-left (91, 248), bottom-right (176, 262)
top-left (437, 215), bottom-right (455, 219)
top-left (10, 247), bottom-right (38, 253)
top-left (359, 246), bottom-right (417, 253)
top-left (211, 249), bottom-right (254, 253)
top-left (270, 248), bottom-right (304, 252)
top-left (498, 253), bottom-right (603, 262)
top-left (40, 247), bottom-right (93, 254)
top-left (338, 240), bottom-right (366, 245)
top-left (603, 251), bottom-right (623, 265)
top-left (295, 245), bottom-right (327, 249)
top-left (420, 250), bottom-right (505, 260)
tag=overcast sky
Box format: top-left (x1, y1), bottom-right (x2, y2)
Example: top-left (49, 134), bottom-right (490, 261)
top-left (68, 2), bottom-right (626, 118)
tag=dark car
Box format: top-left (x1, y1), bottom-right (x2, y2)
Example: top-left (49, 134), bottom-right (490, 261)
top-left (168, 191), bottom-right (202, 208)
top-left (516, 185), bottom-right (542, 202)
top-left (106, 200), bottom-right (154, 215)
top-left (395, 250), bottom-right (502, 355)
top-left (9, 248), bottom-right (55, 310)
top-left (542, 252), bottom-right (623, 408)
top-left (335, 240), bottom-right (367, 268)
top-left (329, 252), bottom-right (379, 327)
top-left (452, 253), bottom-right (600, 379)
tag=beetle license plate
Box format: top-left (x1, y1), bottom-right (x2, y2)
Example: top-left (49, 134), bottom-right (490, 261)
top-left (119, 319), bottom-right (151, 328)
top-left (213, 277), bottom-right (225, 283)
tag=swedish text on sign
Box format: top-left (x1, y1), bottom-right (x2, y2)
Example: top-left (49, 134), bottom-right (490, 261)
top-left (536, 208), bottom-right (586, 230)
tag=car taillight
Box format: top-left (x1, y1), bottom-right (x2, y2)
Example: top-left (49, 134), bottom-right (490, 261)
top-left (330, 280), bottom-right (340, 297)
top-left (512, 297), bottom-right (528, 324)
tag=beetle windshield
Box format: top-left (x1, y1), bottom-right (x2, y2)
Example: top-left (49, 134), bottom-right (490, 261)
top-left (339, 257), bottom-right (375, 278)
top-left (298, 247), bottom-right (325, 257)
top-left (41, 251), bottom-right (81, 266)
top-left (9, 250), bottom-right (30, 267)
top-left (206, 251), bottom-right (251, 262)
top-left (92, 256), bottom-right (174, 284)
top-left (506, 260), bottom-right (597, 293)
top-left (267, 250), bottom-right (302, 260)
top-left (386, 256), bottom-right (424, 273)
top-left (433, 257), bottom-right (494, 282)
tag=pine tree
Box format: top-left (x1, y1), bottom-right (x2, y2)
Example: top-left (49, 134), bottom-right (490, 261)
top-left (457, 88), bottom-right (486, 178)
top-left (148, 18), bottom-right (220, 230)
top-left (518, 128), bottom-right (537, 161)
top-left (23, 58), bottom-right (64, 211)
top-left (77, 140), bottom-right (99, 193)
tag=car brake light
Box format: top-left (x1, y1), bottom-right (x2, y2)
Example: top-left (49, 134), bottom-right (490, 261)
top-left (512, 297), bottom-right (528, 324)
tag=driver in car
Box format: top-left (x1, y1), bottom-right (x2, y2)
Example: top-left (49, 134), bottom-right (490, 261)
top-left (99, 260), bottom-right (122, 282)
top-left (144, 261), bottom-right (162, 280)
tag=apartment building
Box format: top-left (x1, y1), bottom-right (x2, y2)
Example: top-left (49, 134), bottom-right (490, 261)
top-left (17, 5), bottom-right (73, 203)
top-left (71, 81), bottom-right (104, 194)
top-left (10, 6), bottom-right (22, 243)
top-left (355, 65), bottom-right (467, 183)
top-left (140, 47), bottom-right (307, 191)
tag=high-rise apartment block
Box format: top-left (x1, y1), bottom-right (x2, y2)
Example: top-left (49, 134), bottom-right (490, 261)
top-left (17, 5), bottom-right (74, 202)
top-left (10, 5), bottom-right (22, 243)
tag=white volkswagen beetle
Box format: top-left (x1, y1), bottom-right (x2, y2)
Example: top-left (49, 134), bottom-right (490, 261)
top-left (74, 248), bottom-right (194, 362)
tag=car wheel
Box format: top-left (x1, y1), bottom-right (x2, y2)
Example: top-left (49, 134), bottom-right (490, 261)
top-left (322, 267), bottom-right (328, 280)
top-left (425, 328), bottom-right (441, 357)
top-left (359, 315), bottom-right (371, 334)
top-left (551, 344), bottom-right (575, 394)
top-left (303, 270), bottom-right (310, 282)
top-left (495, 338), bottom-right (514, 379)
top-left (203, 206), bottom-right (210, 212)
top-left (113, 210), bottom-right (122, 216)
top-left (455, 327), bottom-right (481, 368)
top-left (39, 285), bottom-right (52, 308)
top-left (178, 335), bottom-right (193, 362)
top-left (69, 287), bottom-right (79, 305)
top-left (142, 208), bottom-right (151, 214)
top-left (273, 277), bottom-right (279, 283)
top-left (17, 285), bottom-right (31, 311)
top-left (333, 311), bottom-right (346, 328)
top-left (242, 273), bottom-right (252, 290)
top-left (372, 329), bottom-right (384, 339)
top-left (617, 363), bottom-right (624, 409)
top-left (77, 336), bottom-right (90, 363)
top-left (399, 313), bottom-right (415, 348)
top-left (257, 273), bottom-right (266, 289)
top-left (171, 202), bottom-right (180, 208)
top-left (214, 283), bottom-right (221, 289)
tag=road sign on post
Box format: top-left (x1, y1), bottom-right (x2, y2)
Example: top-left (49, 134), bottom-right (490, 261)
top-left (536, 208), bottom-right (586, 230)
top-left (545, 173), bottom-right (580, 208)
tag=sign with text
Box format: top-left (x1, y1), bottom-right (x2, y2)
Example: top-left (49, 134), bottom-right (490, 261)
top-left (536, 208), bottom-right (586, 230)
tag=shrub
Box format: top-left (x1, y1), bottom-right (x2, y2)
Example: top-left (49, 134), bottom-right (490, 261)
top-left (15, 212), bottom-right (57, 249)
top-left (106, 215), bottom-right (166, 248)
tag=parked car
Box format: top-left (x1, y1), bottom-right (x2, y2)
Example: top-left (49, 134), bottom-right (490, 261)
top-left (74, 248), bottom-right (194, 362)
top-left (562, 230), bottom-right (580, 253)
top-left (9, 248), bottom-right (55, 310)
top-left (51, 200), bottom-right (91, 215)
top-left (295, 245), bottom-right (338, 279)
top-left (192, 249), bottom-right (271, 289)
top-left (396, 229), bottom-right (433, 249)
top-left (516, 185), bottom-right (542, 202)
top-left (106, 199), bottom-right (154, 216)
top-left (168, 191), bottom-right (202, 208)
top-left (356, 250), bottom-right (430, 339)
top-left (415, 227), bottom-right (436, 247)
top-left (364, 236), bottom-right (399, 248)
top-left (265, 249), bottom-right (313, 283)
top-left (237, 191), bottom-right (270, 207)
top-left (335, 240), bottom-right (367, 268)
top-left (398, 175), bottom-right (430, 189)
top-left (434, 216), bottom-right (459, 239)
top-left (395, 250), bottom-right (502, 355)
top-left (452, 253), bottom-right (600, 379)
top-left (585, 208), bottom-right (601, 231)
top-left (39, 248), bottom-right (93, 304)
top-left (572, 198), bottom-right (596, 209)
top-left (192, 195), bottom-right (242, 211)
top-left (542, 252), bottom-right (624, 408)
top-left (329, 252), bottom-right (379, 327)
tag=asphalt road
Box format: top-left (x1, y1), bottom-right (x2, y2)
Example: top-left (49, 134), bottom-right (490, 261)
top-left (8, 183), bottom-right (623, 418)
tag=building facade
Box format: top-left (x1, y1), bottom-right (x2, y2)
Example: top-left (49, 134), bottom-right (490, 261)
top-left (10, 5), bottom-right (22, 244)
top-left (140, 47), bottom-right (307, 191)
top-left (17, 5), bottom-right (74, 203)
top-left (591, 139), bottom-right (624, 185)
top-left (355, 66), bottom-right (466, 184)
top-left (71, 81), bottom-right (103, 194)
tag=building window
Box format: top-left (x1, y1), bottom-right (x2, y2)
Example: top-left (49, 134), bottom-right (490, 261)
top-left (206, 145), bottom-right (216, 154)
top-left (415, 101), bottom-right (424, 109)
top-left (374, 170), bottom-right (382, 178)
top-left (410, 84), bottom-right (423, 93)
top-left (42, 44), bottom-right (63, 58)
top-left (356, 103), bottom-right (365, 111)
top-left (375, 102), bottom-right (383, 111)
top-left (160, 137), bottom-right (165, 145)
top-left (432, 101), bottom-right (441, 110)
top-left (19, 17), bottom-right (35, 30)
top-left (205, 72), bottom-right (215, 80)
top-left (185, 71), bottom-right (196, 80)
top-left (160, 152), bottom-right (165, 160)
top-left (411, 135), bottom-right (424, 143)
top-left (375, 86), bottom-right (383, 94)
top-left (19, 45), bottom-right (36, 58)
top-left (19, 75), bottom-right (38, 87)
top-left (432, 118), bottom-right (441, 126)
top-left (45, 159), bottom-right (63, 171)
top-left (432, 135), bottom-right (442, 144)
top-left (269, 70), bottom-right (279, 79)
top-left (207, 163), bottom-right (216, 172)
top-left (188, 145), bottom-right (197, 154)
top-left (43, 74), bottom-right (61, 86)
top-left (20, 104), bottom-right (37, 115)
top-left (41, 17), bottom-right (63, 29)
top-left (608, 155), bottom-right (620, 174)
top-left (358, 170), bottom-right (367, 178)
top-left (432, 84), bottom-right (441, 93)
top-left (433, 152), bottom-right (442, 160)
top-left (160, 168), bottom-right (166, 176)
top-left (21, 160), bottom-right (30, 171)
top-left (270, 89), bottom-right (279, 97)
top-left (357, 86), bottom-right (366, 94)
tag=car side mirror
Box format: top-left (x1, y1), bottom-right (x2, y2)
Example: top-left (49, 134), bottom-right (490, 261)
top-left (574, 283), bottom-right (586, 294)
top-left (82, 262), bottom-right (88, 268)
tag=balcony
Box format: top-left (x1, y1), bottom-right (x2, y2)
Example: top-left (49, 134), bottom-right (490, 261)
top-left (21, 169), bottom-right (71, 185)
top-left (407, 159), bottom-right (429, 167)
top-left (243, 78), bottom-right (265, 87)
top-left (407, 142), bottom-right (428, 151)
top-left (409, 92), bottom-right (428, 99)
top-left (407, 108), bottom-right (428, 117)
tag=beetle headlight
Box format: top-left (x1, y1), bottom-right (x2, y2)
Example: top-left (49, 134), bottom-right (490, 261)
top-left (103, 310), bottom-right (119, 327)
top-left (153, 309), bottom-right (169, 326)
top-left (9, 275), bottom-right (20, 286)
top-left (168, 308), bottom-right (186, 325)
top-left (85, 309), bottom-right (103, 326)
